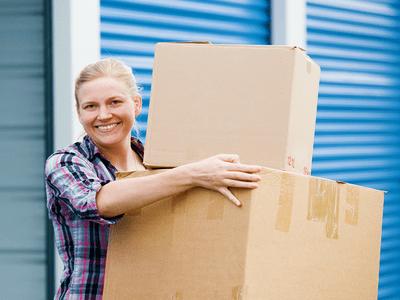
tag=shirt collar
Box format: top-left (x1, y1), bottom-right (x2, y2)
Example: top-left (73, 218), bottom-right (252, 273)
top-left (82, 135), bottom-right (145, 161)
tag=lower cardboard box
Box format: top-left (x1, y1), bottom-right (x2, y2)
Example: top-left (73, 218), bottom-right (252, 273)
top-left (103, 167), bottom-right (385, 300)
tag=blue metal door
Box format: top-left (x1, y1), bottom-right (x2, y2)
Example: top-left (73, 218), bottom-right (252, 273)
top-left (307, 1), bottom-right (400, 298)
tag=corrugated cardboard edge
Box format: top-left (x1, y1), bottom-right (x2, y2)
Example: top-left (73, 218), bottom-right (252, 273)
top-left (283, 45), bottom-right (320, 175)
top-left (144, 42), bottom-right (160, 168)
top-left (283, 49), bottom-right (297, 174)
top-left (157, 42), bottom-right (307, 50)
top-left (165, 41), bottom-right (212, 44)
top-left (289, 45), bottom-right (320, 71)
top-left (291, 45), bottom-right (306, 51)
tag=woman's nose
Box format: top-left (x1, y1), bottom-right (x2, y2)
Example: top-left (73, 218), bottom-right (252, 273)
top-left (98, 106), bottom-right (112, 120)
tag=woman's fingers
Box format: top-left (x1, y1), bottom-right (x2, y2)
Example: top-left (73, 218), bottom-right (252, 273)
top-left (215, 154), bottom-right (261, 174)
top-left (188, 154), bottom-right (262, 204)
top-left (215, 153), bottom-right (240, 164)
top-left (223, 169), bottom-right (262, 181)
top-left (226, 163), bottom-right (262, 173)
top-left (222, 176), bottom-right (260, 188)
top-left (199, 155), bottom-right (262, 185)
top-left (201, 155), bottom-right (262, 205)
top-left (217, 187), bottom-right (242, 207)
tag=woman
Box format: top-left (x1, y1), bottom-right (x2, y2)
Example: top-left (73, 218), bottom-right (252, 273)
top-left (45, 58), bottom-right (261, 299)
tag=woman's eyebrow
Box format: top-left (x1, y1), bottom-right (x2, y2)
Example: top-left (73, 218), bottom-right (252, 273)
top-left (107, 96), bottom-right (125, 101)
top-left (80, 99), bottom-right (95, 105)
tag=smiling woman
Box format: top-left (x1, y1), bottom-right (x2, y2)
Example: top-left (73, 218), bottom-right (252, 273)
top-left (77, 76), bottom-right (142, 171)
top-left (45, 58), bottom-right (262, 299)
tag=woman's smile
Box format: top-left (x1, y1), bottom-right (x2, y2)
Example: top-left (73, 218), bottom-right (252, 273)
top-left (96, 122), bottom-right (120, 132)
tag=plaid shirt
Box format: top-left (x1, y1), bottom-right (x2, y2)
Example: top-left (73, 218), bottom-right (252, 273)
top-left (45, 135), bottom-right (144, 300)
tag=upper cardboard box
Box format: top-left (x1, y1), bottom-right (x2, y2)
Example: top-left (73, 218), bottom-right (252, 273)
top-left (144, 43), bottom-right (320, 175)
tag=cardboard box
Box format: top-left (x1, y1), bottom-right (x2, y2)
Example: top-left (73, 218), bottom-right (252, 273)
top-left (103, 168), bottom-right (384, 299)
top-left (144, 43), bottom-right (320, 175)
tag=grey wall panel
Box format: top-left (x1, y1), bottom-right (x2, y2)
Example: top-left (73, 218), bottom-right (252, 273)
top-left (0, 254), bottom-right (46, 300)
top-left (0, 131), bottom-right (46, 187)
top-left (0, 0), bottom-right (51, 298)
top-left (0, 77), bottom-right (45, 127)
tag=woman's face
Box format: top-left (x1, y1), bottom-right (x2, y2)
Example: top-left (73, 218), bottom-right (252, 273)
top-left (76, 76), bottom-right (141, 151)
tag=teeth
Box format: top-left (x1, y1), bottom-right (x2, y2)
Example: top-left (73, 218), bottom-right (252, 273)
top-left (97, 124), bottom-right (117, 130)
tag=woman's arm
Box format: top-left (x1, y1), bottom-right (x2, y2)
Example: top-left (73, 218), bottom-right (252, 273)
top-left (96, 154), bottom-right (261, 218)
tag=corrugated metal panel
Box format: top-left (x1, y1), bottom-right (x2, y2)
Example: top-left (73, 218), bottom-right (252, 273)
top-left (306, 1), bottom-right (400, 298)
top-left (0, 0), bottom-right (51, 299)
top-left (100, 0), bottom-right (271, 142)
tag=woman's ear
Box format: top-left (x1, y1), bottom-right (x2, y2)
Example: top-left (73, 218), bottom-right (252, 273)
top-left (134, 95), bottom-right (142, 117)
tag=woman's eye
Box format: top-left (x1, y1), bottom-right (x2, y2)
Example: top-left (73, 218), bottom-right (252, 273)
top-left (111, 100), bottom-right (121, 106)
top-left (84, 105), bottom-right (95, 110)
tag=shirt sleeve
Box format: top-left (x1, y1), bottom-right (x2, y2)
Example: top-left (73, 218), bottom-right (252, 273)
top-left (45, 150), bottom-right (121, 225)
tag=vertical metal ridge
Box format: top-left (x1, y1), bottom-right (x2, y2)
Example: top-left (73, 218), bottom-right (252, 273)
top-left (43, 1), bottom-right (54, 298)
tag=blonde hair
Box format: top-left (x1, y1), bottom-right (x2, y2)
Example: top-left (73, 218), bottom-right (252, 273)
top-left (75, 58), bottom-right (141, 138)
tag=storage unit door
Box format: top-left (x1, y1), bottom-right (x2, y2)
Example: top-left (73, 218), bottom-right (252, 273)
top-left (100, 0), bottom-right (271, 142)
top-left (307, 1), bottom-right (400, 298)
top-left (0, 0), bottom-right (53, 299)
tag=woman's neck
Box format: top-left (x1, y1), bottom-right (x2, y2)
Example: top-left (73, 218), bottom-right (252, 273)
top-left (98, 139), bottom-right (145, 172)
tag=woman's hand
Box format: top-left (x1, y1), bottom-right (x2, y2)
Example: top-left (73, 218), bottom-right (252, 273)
top-left (183, 154), bottom-right (262, 206)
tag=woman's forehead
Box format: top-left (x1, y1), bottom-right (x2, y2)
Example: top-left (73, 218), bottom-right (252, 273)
top-left (78, 77), bottom-right (129, 100)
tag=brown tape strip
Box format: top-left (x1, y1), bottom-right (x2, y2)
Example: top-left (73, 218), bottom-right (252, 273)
top-left (275, 173), bottom-right (295, 233)
top-left (345, 185), bottom-right (359, 226)
top-left (207, 191), bottom-right (224, 220)
top-left (171, 191), bottom-right (188, 214)
top-left (232, 285), bottom-right (248, 300)
top-left (307, 178), bottom-right (340, 239)
top-left (307, 177), bottom-right (326, 222)
top-left (325, 181), bottom-right (339, 239)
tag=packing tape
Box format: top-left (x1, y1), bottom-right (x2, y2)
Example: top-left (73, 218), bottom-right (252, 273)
top-left (275, 172), bottom-right (295, 233)
top-left (232, 285), bottom-right (248, 300)
top-left (345, 185), bottom-right (359, 226)
top-left (307, 178), bottom-right (340, 239)
top-left (326, 180), bottom-right (339, 239)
